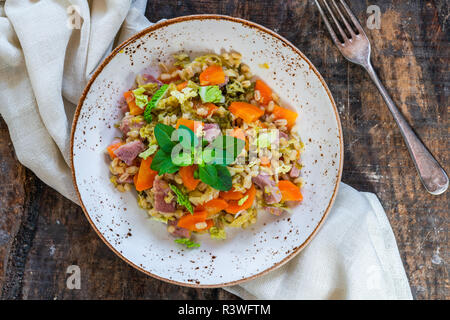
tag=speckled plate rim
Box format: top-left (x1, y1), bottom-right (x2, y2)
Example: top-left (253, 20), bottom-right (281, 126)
top-left (70, 14), bottom-right (344, 288)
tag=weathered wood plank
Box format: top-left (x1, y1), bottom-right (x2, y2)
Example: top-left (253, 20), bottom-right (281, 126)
top-left (0, 0), bottom-right (448, 299)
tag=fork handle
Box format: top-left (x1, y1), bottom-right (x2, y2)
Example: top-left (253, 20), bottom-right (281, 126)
top-left (364, 62), bottom-right (448, 195)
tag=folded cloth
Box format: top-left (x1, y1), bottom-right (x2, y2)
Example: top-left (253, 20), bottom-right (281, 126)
top-left (225, 183), bottom-right (412, 299)
top-left (0, 0), bottom-right (412, 300)
top-left (0, 0), bottom-right (152, 202)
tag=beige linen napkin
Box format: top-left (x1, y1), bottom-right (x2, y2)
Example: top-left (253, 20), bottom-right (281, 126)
top-left (0, 0), bottom-right (412, 299)
top-left (0, 0), bottom-right (151, 202)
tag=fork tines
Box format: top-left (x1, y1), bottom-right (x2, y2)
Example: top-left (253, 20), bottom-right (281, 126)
top-left (314, 0), bottom-right (364, 45)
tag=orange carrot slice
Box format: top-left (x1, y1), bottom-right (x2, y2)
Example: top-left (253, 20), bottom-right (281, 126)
top-left (134, 157), bottom-right (158, 191)
top-left (229, 102), bottom-right (264, 123)
top-left (225, 185), bottom-right (256, 214)
top-left (176, 118), bottom-right (203, 132)
top-left (278, 180), bottom-right (303, 202)
top-left (220, 189), bottom-right (244, 200)
top-left (198, 219), bottom-right (214, 231)
top-left (202, 199), bottom-right (229, 217)
top-left (176, 81), bottom-right (188, 91)
top-left (260, 156), bottom-right (271, 167)
top-left (179, 165), bottom-right (200, 191)
top-left (124, 91), bottom-right (144, 116)
top-left (107, 141), bottom-right (123, 159)
top-left (272, 105), bottom-right (298, 129)
top-left (177, 211), bottom-right (214, 231)
top-left (255, 80), bottom-right (272, 105)
top-left (228, 127), bottom-right (245, 141)
top-left (204, 103), bottom-right (219, 117)
top-left (228, 127), bottom-right (248, 151)
top-left (199, 65), bottom-right (225, 86)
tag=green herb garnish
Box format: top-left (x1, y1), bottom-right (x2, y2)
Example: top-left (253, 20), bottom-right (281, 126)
top-left (150, 149), bottom-right (179, 175)
top-left (174, 238), bottom-right (200, 248)
top-left (169, 184), bottom-right (193, 214)
top-left (150, 122), bottom-right (242, 192)
top-left (209, 135), bottom-right (245, 165)
top-left (174, 125), bottom-right (198, 149)
top-left (198, 163), bottom-right (232, 191)
top-left (154, 122), bottom-right (176, 153)
top-left (144, 84), bottom-right (169, 122)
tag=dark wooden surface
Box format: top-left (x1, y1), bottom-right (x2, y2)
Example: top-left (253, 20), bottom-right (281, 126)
top-left (0, 0), bottom-right (448, 300)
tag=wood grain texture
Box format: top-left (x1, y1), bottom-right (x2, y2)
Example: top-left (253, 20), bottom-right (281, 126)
top-left (0, 0), bottom-right (448, 299)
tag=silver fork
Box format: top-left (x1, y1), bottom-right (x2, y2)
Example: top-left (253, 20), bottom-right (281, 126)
top-left (315, 0), bottom-right (448, 195)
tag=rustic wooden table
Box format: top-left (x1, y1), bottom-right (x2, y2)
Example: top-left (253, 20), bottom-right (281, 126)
top-left (0, 0), bottom-right (448, 300)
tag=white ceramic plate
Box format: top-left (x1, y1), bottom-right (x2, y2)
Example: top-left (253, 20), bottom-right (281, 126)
top-left (71, 15), bottom-right (343, 287)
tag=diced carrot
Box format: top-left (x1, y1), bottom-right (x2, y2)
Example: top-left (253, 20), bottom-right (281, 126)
top-left (255, 80), bottom-right (272, 105)
top-left (256, 120), bottom-right (268, 129)
top-left (202, 199), bottom-right (229, 217)
top-left (203, 219), bottom-right (214, 231)
top-left (229, 127), bottom-right (245, 141)
top-left (176, 81), bottom-right (188, 91)
top-left (123, 91), bottom-right (144, 116)
top-left (225, 185), bottom-right (256, 214)
top-left (229, 102), bottom-right (264, 123)
top-left (199, 65), bottom-right (225, 86)
top-left (228, 127), bottom-right (248, 151)
top-left (176, 118), bottom-right (203, 132)
top-left (220, 189), bottom-right (244, 200)
top-left (204, 103), bottom-right (219, 117)
top-left (272, 105), bottom-right (298, 129)
top-left (107, 141), bottom-right (123, 159)
top-left (134, 157), bottom-right (158, 191)
top-left (176, 118), bottom-right (194, 131)
top-left (178, 211), bottom-right (207, 230)
top-left (124, 90), bottom-right (134, 104)
top-left (260, 156), bottom-right (271, 167)
top-left (177, 211), bottom-right (214, 231)
top-left (179, 165), bottom-right (200, 191)
top-left (278, 180), bottom-right (303, 202)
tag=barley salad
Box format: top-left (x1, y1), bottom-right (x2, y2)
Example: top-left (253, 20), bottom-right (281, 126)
top-left (107, 52), bottom-right (304, 248)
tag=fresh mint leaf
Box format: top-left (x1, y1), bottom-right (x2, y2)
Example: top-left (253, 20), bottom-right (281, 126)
top-left (151, 149), bottom-right (169, 170)
top-left (210, 135), bottom-right (245, 165)
top-left (211, 135), bottom-right (245, 155)
top-left (154, 123), bottom-right (176, 153)
top-left (198, 164), bottom-right (232, 191)
top-left (193, 168), bottom-right (199, 179)
top-left (169, 184), bottom-right (193, 214)
top-left (144, 84), bottom-right (168, 122)
top-left (214, 165), bottom-right (232, 191)
top-left (171, 149), bottom-right (193, 166)
top-left (201, 148), bottom-right (215, 164)
top-left (174, 238), bottom-right (200, 248)
top-left (198, 164), bottom-right (218, 188)
top-left (173, 124), bottom-right (198, 149)
top-left (151, 149), bottom-right (179, 175)
top-left (158, 161), bottom-right (180, 175)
